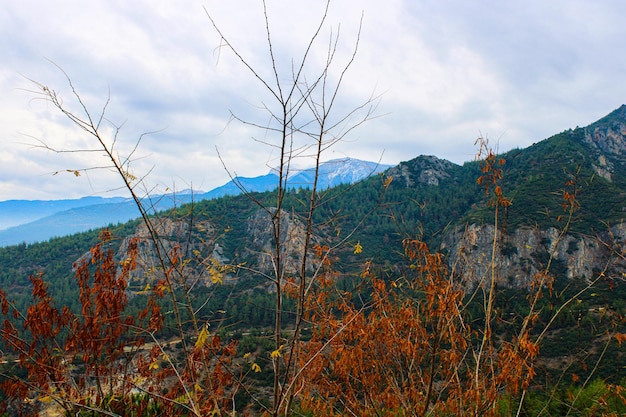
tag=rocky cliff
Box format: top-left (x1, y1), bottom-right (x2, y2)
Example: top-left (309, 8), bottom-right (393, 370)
top-left (244, 207), bottom-right (314, 276)
top-left (91, 206), bottom-right (316, 292)
top-left (441, 222), bottom-right (626, 288)
top-left (584, 104), bottom-right (626, 182)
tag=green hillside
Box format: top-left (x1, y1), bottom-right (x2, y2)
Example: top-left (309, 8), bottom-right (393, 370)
top-left (3, 108), bottom-right (626, 319)
top-left (1, 107), bottom-right (626, 415)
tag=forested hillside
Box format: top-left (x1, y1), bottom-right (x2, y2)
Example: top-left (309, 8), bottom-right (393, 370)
top-left (0, 107), bottom-right (626, 415)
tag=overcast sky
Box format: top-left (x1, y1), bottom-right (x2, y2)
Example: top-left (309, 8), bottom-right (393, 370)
top-left (2, 0), bottom-right (626, 201)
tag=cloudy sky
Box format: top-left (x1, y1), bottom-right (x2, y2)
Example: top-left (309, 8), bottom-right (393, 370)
top-left (2, 0), bottom-right (626, 201)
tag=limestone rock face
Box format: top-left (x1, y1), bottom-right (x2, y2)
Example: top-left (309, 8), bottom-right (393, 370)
top-left (110, 217), bottom-right (227, 288)
top-left (583, 105), bottom-right (626, 181)
top-left (586, 125), bottom-right (626, 158)
top-left (244, 207), bottom-right (312, 277)
top-left (441, 223), bottom-right (626, 288)
top-left (75, 206), bottom-right (321, 293)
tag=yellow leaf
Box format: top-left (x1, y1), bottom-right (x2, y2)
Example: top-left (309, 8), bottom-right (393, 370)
top-left (123, 170), bottom-right (137, 182)
top-left (148, 361), bottom-right (159, 370)
top-left (208, 258), bottom-right (225, 284)
top-left (175, 394), bottom-right (189, 405)
top-left (156, 282), bottom-right (170, 293)
top-left (133, 376), bottom-right (146, 385)
top-left (270, 348), bottom-right (282, 359)
top-left (210, 271), bottom-right (223, 284)
top-left (194, 383), bottom-right (203, 393)
top-left (354, 241), bottom-right (363, 255)
top-left (137, 283), bottom-right (151, 294)
top-left (251, 363), bottom-right (261, 373)
top-left (195, 325), bottom-right (210, 349)
top-left (243, 352), bottom-right (251, 360)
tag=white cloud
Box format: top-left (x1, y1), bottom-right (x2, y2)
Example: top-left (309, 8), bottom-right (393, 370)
top-left (2, 0), bottom-right (626, 200)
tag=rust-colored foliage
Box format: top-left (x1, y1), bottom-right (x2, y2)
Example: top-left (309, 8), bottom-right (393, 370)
top-left (299, 237), bottom-right (542, 416)
top-left (0, 228), bottom-right (246, 416)
top-left (134, 329), bottom-right (240, 416)
top-left (475, 137), bottom-right (511, 209)
top-left (298, 142), bottom-right (544, 416)
top-left (0, 229), bottom-right (163, 416)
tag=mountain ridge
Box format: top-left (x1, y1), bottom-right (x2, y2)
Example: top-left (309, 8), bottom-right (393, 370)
top-left (2, 104), bottom-right (626, 252)
top-left (0, 157), bottom-right (391, 246)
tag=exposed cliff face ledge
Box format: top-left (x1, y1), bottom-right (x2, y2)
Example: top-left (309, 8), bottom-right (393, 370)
top-left (245, 208), bottom-right (312, 276)
top-left (441, 223), bottom-right (626, 288)
top-left (80, 217), bottom-right (229, 288)
top-left (586, 125), bottom-right (626, 157)
top-left (74, 208), bottom-right (318, 291)
top-left (584, 123), bottom-right (626, 181)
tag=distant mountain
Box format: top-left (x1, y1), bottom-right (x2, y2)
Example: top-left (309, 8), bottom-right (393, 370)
top-left (203, 173), bottom-right (280, 199)
top-left (0, 158), bottom-right (391, 246)
top-left (202, 158), bottom-right (391, 199)
top-left (285, 158), bottom-right (390, 190)
top-left (0, 196), bottom-right (129, 230)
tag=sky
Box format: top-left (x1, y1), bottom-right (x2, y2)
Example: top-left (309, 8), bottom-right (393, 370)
top-left (2, 0), bottom-right (626, 201)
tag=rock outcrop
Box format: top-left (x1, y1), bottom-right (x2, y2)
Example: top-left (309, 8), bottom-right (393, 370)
top-left (441, 223), bottom-right (626, 288)
top-left (110, 217), bottom-right (228, 288)
top-left (583, 104), bottom-right (626, 181)
top-left (245, 207), bottom-right (314, 276)
top-left (386, 155), bottom-right (457, 187)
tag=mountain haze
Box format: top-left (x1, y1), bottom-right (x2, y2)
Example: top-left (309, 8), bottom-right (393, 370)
top-left (0, 158), bottom-right (390, 246)
top-left (0, 196), bottom-right (129, 230)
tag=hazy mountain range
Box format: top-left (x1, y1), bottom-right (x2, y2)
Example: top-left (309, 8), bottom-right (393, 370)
top-left (0, 158), bottom-right (391, 247)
